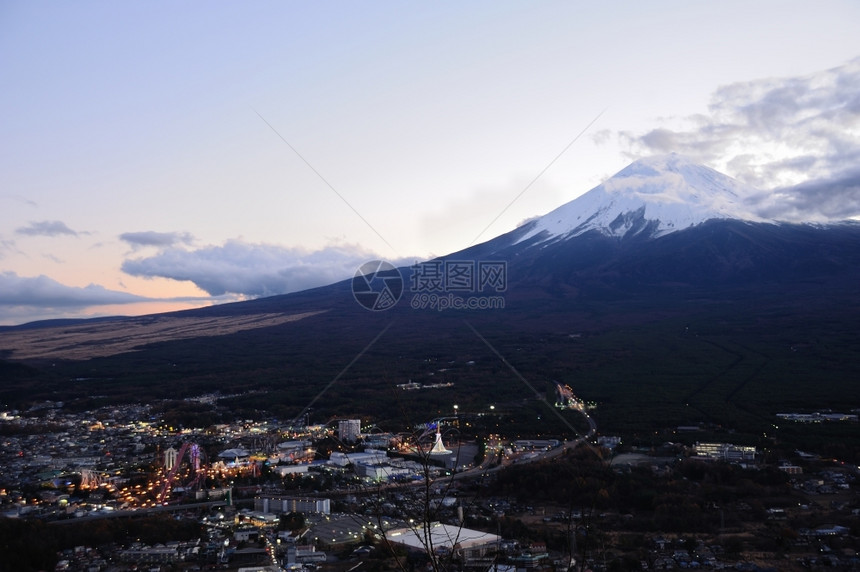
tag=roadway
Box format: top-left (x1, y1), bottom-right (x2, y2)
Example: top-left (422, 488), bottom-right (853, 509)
top-left (47, 500), bottom-right (228, 525)
top-left (437, 404), bottom-right (598, 484)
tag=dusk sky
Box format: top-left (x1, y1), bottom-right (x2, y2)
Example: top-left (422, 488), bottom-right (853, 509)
top-left (2, 1), bottom-right (859, 325)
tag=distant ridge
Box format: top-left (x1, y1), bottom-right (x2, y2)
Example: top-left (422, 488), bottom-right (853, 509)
top-left (0, 315), bottom-right (128, 332)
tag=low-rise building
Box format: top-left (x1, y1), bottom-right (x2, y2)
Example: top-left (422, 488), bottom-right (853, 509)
top-left (385, 522), bottom-right (501, 560)
top-left (254, 495), bottom-right (331, 515)
top-left (694, 442), bottom-right (756, 462)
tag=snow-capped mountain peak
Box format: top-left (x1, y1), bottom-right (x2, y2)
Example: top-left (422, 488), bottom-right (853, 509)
top-left (518, 153), bottom-right (771, 243)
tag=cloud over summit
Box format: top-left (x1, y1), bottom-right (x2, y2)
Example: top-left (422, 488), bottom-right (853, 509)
top-left (621, 57), bottom-right (860, 222)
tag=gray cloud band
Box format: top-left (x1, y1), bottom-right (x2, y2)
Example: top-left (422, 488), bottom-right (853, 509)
top-left (121, 240), bottom-right (412, 297)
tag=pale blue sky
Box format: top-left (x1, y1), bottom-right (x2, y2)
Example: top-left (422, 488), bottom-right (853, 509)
top-left (2, 1), bottom-right (859, 324)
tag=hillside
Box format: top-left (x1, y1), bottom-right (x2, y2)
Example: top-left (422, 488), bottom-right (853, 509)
top-left (1, 157), bottom-right (859, 455)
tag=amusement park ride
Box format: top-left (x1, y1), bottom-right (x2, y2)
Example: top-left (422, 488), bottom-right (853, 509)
top-left (555, 382), bottom-right (585, 410)
top-left (156, 442), bottom-right (263, 504)
top-left (157, 442), bottom-right (204, 503)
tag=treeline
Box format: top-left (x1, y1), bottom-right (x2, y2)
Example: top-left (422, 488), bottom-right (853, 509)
top-left (155, 399), bottom-right (232, 430)
top-left (0, 515), bottom-right (201, 572)
top-left (0, 421), bottom-right (67, 436)
top-left (489, 448), bottom-right (793, 534)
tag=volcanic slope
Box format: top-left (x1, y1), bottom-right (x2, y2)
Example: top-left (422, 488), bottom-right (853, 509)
top-left (2, 155), bottom-right (859, 439)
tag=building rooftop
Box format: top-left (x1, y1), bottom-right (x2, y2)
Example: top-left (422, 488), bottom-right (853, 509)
top-left (385, 522), bottom-right (501, 552)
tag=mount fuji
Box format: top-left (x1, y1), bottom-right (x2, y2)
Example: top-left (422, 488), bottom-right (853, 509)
top-left (2, 154), bottom-right (860, 434)
top-left (516, 153), bottom-right (771, 243)
top-left (449, 153), bottom-right (860, 295)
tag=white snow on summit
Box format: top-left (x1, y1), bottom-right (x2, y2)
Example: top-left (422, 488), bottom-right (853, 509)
top-left (518, 154), bottom-right (772, 242)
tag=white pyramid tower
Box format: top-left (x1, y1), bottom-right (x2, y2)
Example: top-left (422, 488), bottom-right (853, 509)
top-left (429, 427), bottom-right (451, 455)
